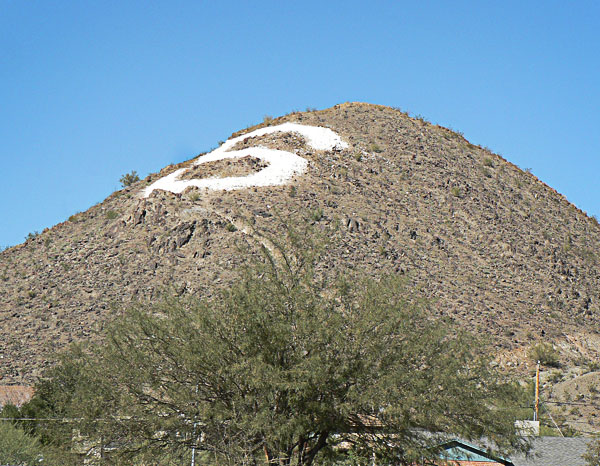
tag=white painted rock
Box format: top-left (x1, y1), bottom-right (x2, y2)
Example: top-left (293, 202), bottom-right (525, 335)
top-left (143, 123), bottom-right (348, 198)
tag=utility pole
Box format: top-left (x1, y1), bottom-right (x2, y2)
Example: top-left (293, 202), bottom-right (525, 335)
top-left (191, 424), bottom-right (197, 466)
top-left (534, 360), bottom-right (540, 421)
top-left (191, 384), bottom-right (199, 466)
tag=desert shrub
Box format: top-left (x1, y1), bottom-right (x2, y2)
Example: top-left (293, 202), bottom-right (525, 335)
top-left (548, 370), bottom-right (563, 384)
top-left (105, 210), bottom-right (119, 220)
top-left (311, 207), bottom-right (324, 221)
top-left (119, 171), bottom-right (140, 187)
top-left (413, 113), bottom-right (429, 123)
top-left (450, 187), bottom-right (461, 197)
top-left (370, 143), bottom-right (383, 153)
top-left (529, 342), bottom-right (560, 367)
top-left (67, 213), bottom-right (81, 223)
top-left (584, 438), bottom-right (600, 466)
top-left (483, 157), bottom-right (494, 167)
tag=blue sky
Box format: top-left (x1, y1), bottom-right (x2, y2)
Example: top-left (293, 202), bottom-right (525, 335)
top-left (1, 1), bottom-right (599, 248)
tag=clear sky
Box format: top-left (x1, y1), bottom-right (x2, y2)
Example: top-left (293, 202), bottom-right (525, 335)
top-left (1, 1), bottom-right (599, 248)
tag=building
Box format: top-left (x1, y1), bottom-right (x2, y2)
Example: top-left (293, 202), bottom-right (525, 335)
top-left (510, 437), bottom-right (593, 466)
top-left (433, 436), bottom-right (594, 466)
top-left (435, 439), bottom-right (514, 465)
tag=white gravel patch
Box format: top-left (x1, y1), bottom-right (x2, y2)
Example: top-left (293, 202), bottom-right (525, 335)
top-left (143, 123), bottom-right (348, 197)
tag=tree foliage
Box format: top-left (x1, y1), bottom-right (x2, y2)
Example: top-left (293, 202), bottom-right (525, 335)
top-left (0, 420), bottom-right (57, 465)
top-left (119, 170), bottom-right (140, 187)
top-left (39, 221), bottom-right (528, 464)
top-left (585, 438), bottom-right (600, 466)
top-left (1, 348), bottom-right (101, 465)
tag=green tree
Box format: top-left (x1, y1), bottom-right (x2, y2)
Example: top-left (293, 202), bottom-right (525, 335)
top-left (0, 421), bottom-right (49, 465)
top-left (44, 222), bottom-right (528, 465)
top-left (585, 439), bottom-right (600, 466)
top-left (119, 170), bottom-right (140, 187)
top-left (10, 346), bottom-right (109, 464)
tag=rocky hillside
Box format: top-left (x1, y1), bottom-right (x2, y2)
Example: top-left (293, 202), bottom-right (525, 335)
top-left (1, 104), bottom-right (599, 406)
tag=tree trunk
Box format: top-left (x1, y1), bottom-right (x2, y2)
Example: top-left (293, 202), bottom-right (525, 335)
top-left (300, 431), bottom-right (329, 466)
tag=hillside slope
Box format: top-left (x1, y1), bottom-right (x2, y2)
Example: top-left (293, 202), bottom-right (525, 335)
top-left (1, 103), bottom-right (600, 389)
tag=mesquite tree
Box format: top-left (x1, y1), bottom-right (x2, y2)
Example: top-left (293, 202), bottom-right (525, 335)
top-left (39, 222), bottom-right (528, 465)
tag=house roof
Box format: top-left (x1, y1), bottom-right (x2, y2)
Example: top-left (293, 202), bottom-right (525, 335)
top-left (510, 437), bottom-right (592, 466)
top-left (0, 385), bottom-right (34, 408)
top-left (438, 439), bottom-right (514, 465)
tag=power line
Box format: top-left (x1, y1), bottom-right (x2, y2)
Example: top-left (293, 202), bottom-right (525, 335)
top-left (544, 400), bottom-right (600, 407)
top-left (0, 417), bottom-right (78, 422)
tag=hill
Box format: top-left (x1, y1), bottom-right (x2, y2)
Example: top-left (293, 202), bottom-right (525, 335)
top-left (1, 103), bottom-right (599, 428)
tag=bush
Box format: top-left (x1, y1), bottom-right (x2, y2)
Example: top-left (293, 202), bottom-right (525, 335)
top-left (584, 438), bottom-right (600, 466)
top-left (588, 360), bottom-right (600, 372)
top-left (529, 342), bottom-right (560, 367)
top-left (67, 212), bottom-right (81, 223)
top-left (25, 231), bottom-right (39, 241)
top-left (119, 171), bottom-right (140, 187)
top-left (0, 421), bottom-right (46, 465)
top-left (369, 143), bottom-right (383, 153)
top-left (311, 207), bottom-right (324, 221)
